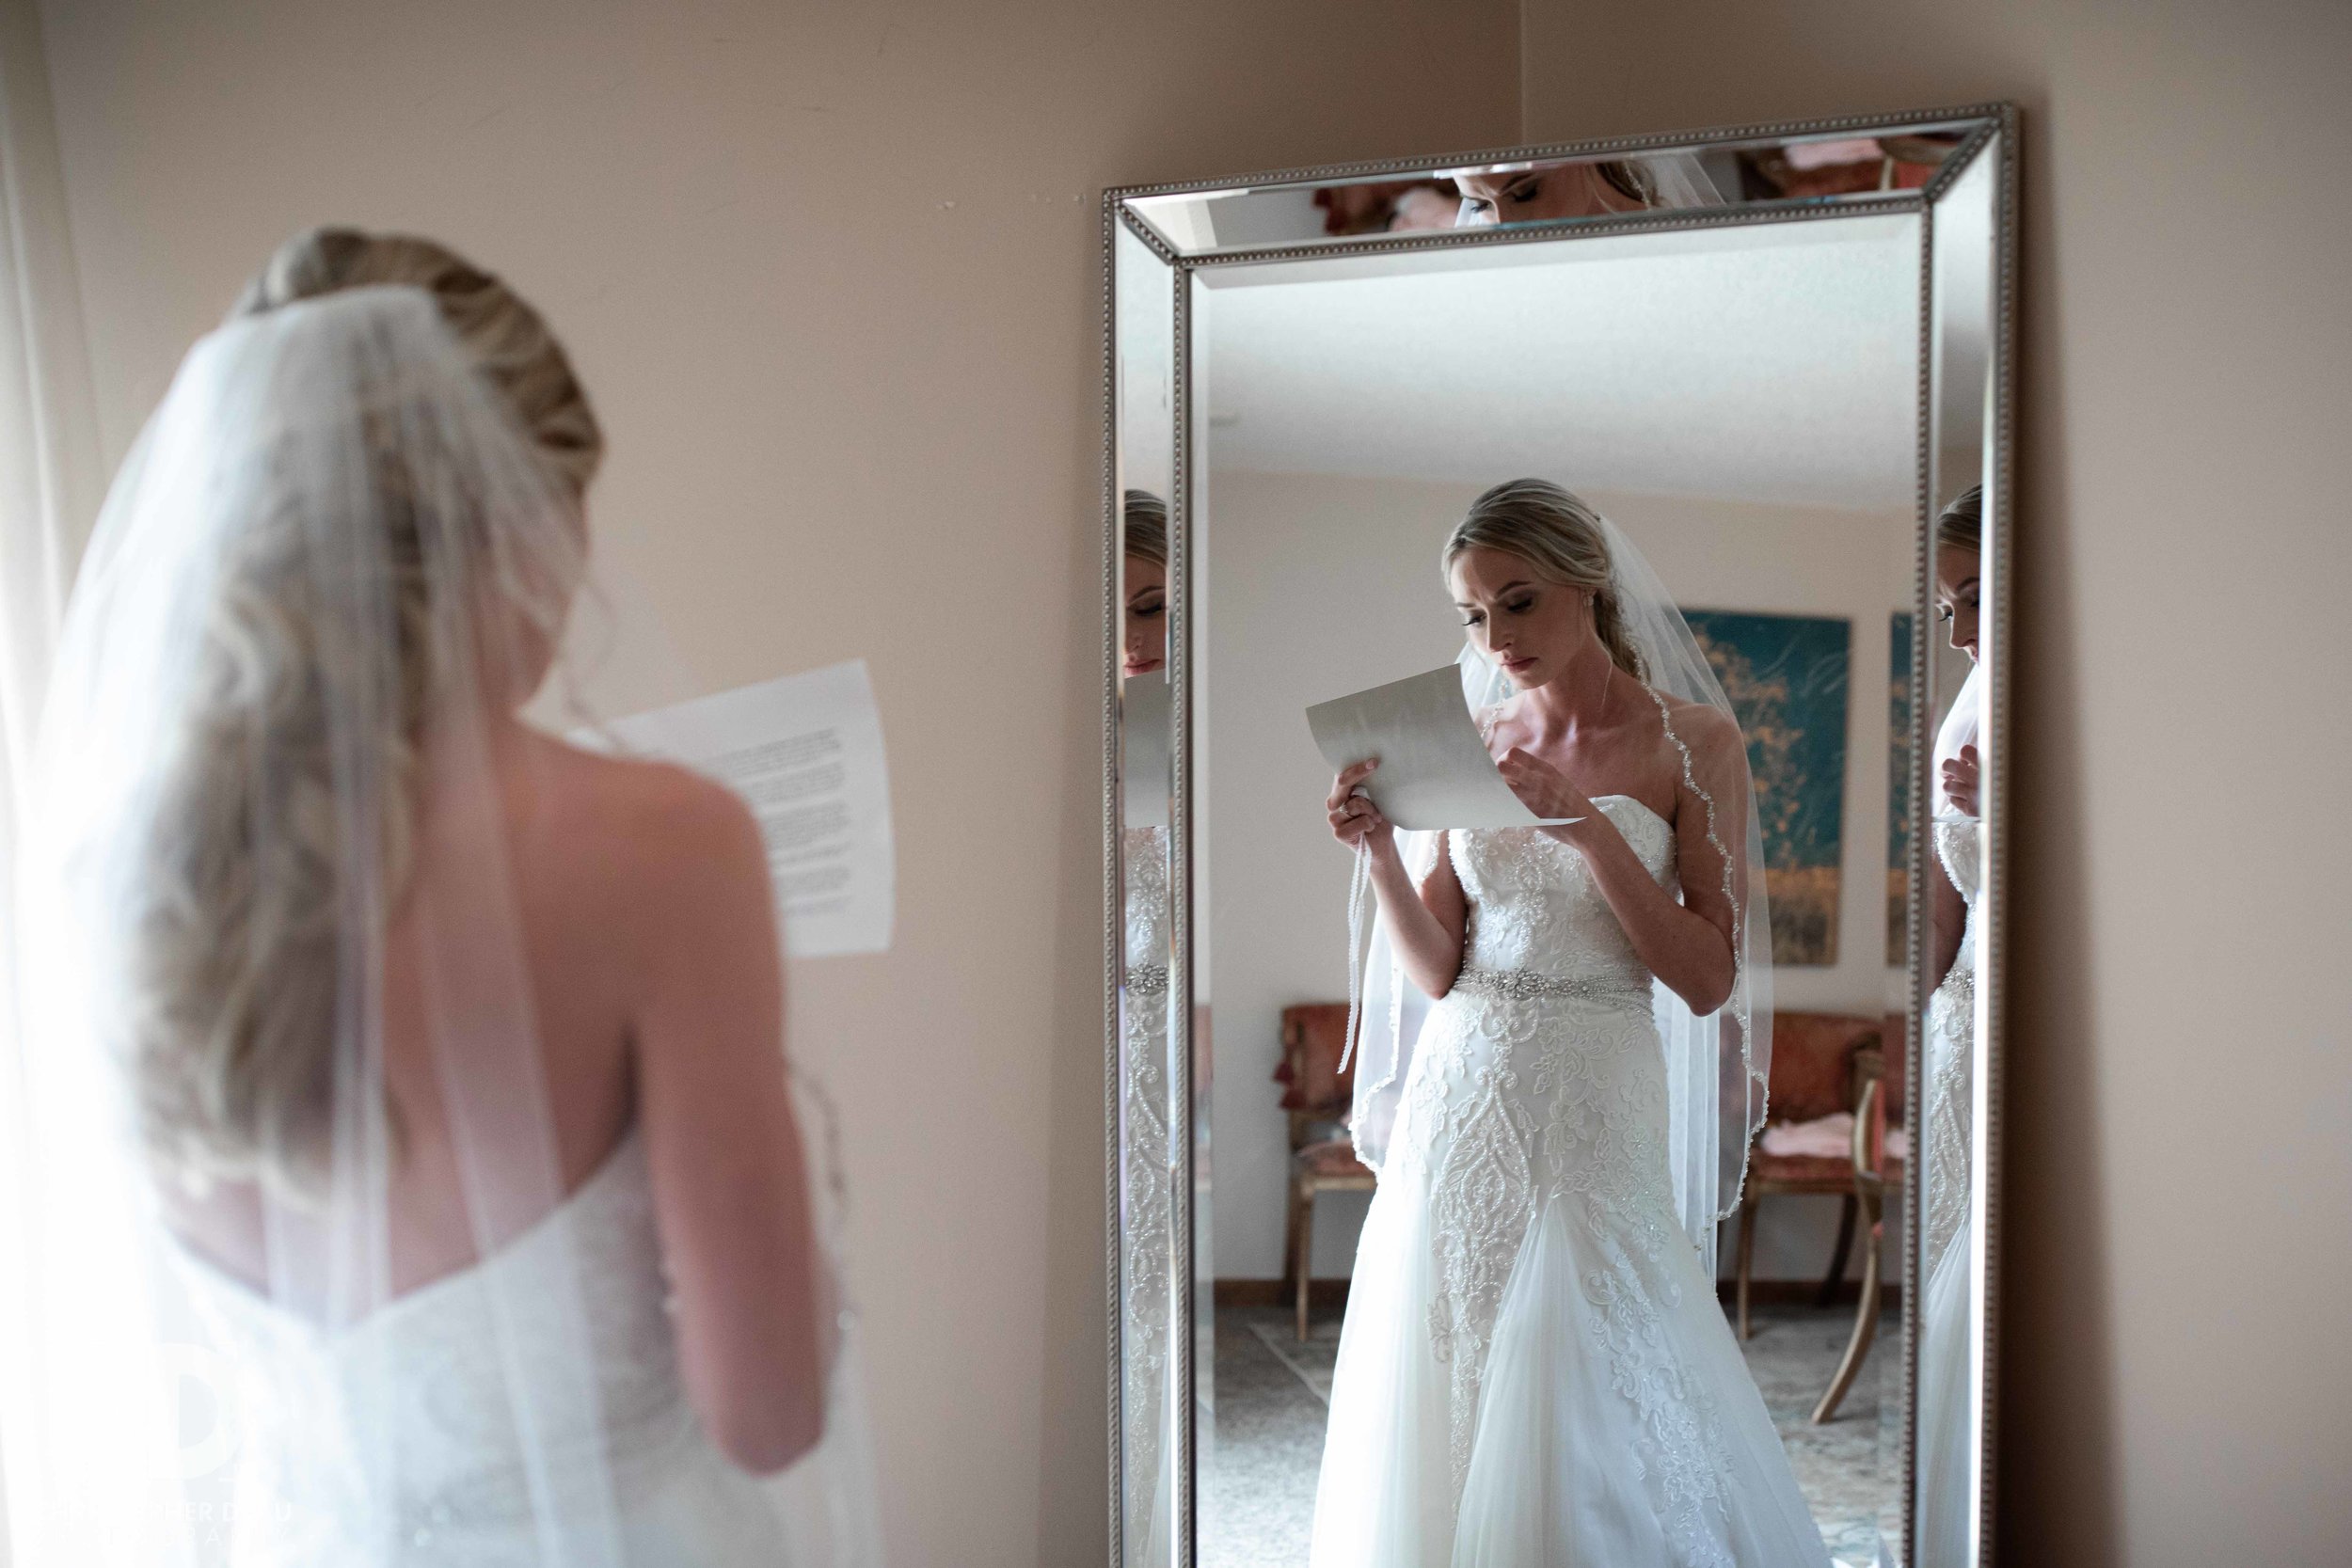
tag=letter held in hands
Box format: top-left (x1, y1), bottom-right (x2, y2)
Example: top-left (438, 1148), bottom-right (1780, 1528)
top-left (600, 659), bottom-right (896, 958)
top-left (1306, 666), bottom-right (1580, 832)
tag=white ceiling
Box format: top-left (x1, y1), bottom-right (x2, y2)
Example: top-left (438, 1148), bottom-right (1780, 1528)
top-left (1201, 215), bottom-right (1924, 512)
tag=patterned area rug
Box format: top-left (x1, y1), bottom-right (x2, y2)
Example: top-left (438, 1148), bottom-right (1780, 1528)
top-left (1202, 1300), bottom-right (1901, 1568)
top-left (1200, 1308), bottom-right (1334, 1567)
top-left (1740, 1304), bottom-right (1905, 1565)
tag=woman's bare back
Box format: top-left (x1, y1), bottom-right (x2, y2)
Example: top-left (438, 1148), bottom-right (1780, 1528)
top-left (160, 722), bottom-right (827, 1468)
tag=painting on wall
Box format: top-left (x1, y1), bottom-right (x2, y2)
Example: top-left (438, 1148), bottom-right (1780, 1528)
top-left (1685, 609), bottom-right (1851, 966)
top-left (1887, 611), bottom-right (1915, 964)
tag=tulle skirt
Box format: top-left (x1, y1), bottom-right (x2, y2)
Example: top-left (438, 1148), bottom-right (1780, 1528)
top-left (1310, 1098), bottom-right (1830, 1566)
top-left (1912, 1222), bottom-right (1974, 1568)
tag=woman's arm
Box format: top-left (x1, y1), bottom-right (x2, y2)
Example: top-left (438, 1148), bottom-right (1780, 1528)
top-left (1327, 760), bottom-right (1469, 997)
top-left (1646, 705), bottom-right (1747, 1014)
top-left (629, 768), bottom-right (830, 1475)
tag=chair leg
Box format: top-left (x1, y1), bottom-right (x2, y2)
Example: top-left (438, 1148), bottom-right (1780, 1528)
top-left (1294, 1183), bottom-right (1315, 1341)
top-left (1816, 1193), bottom-right (1859, 1307)
top-left (1280, 1173), bottom-right (1303, 1300)
top-left (1812, 1192), bottom-right (1883, 1423)
top-left (1735, 1190), bottom-right (1759, 1340)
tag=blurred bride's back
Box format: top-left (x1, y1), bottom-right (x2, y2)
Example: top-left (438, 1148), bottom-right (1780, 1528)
top-left (10, 230), bottom-right (843, 1564)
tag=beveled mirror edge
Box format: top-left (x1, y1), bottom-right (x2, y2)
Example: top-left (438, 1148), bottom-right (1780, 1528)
top-left (1109, 102), bottom-right (2010, 261)
top-left (1168, 258), bottom-right (1199, 1568)
top-left (1102, 103), bottom-right (2021, 1568)
top-left (1105, 101), bottom-right (2011, 205)
top-left (1098, 190), bottom-right (1126, 1562)
top-left (1973, 106), bottom-right (2020, 1568)
top-left (1899, 197), bottom-right (1937, 1568)
top-left (1907, 111), bottom-right (2017, 1568)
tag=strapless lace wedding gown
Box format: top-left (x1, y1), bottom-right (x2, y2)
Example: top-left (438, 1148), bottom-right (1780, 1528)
top-left (1915, 816), bottom-right (1981, 1565)
top-left (1310, 798), bottom-right (1829, 1568)
top-left (172, 1125), bottom-right (794, 1566)
top-left (1120, 824), bottom-right (1178, 1568)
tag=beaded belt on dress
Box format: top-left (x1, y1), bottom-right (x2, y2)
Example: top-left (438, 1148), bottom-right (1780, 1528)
top-left (1126, 964), bottom-right (1170, 997)
top-left (1453, 963), bottom-right (1650, 1006)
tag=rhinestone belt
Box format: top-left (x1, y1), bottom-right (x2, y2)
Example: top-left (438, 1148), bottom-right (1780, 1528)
top-left (1126, 964), bottom-right (1170, 997)
top-left (1453, 963), bottom-right (1650, 1006)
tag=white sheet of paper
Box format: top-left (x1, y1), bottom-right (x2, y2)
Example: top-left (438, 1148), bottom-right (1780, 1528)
top-left (1120, 672), bottom-right (1172, 829)
top-left (600, 659), bottom-right (895, 958)
top-left (1306, 665), bottom-right (1579, 832)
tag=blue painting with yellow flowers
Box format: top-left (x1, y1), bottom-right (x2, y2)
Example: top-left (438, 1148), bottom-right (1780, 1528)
top-left (1684, 609), bottom-right (1851, 966)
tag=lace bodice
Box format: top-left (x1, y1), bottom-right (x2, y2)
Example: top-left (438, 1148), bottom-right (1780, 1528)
top-left (1122, 825), bottom-right (1170, 976)
top-left (1934, 816), bottom-right (1983, 907)
top-left (1117, 824), bottom-right (1176, 1560)
top-left (173, 1125), bottom-right (781, 1564)
top-left (1924, 816), bottom-right (1982, 1265)
top-left (1449, 797), bottom-right (1677, 993)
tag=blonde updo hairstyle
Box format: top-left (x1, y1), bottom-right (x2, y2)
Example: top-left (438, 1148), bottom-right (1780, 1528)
top-left (1442, 478), bottom-right (1648, 682)
top-left (129, 229), bottom-right (604, 1196)
top-left (1934, 483), bottom-right (1983, 555)
top-left (1123, 489), bottom-right (1168, 569)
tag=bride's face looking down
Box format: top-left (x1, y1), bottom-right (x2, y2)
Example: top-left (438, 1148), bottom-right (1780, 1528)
top-left (1450, 545), bottom-right (1597, 692)
top-left (1123, 555), bottom-right (1167, 677)
top-left (1120, 489), bottom-right (1170, 679)
top-left (1454, 162), bottom-right (1645, 224)
top-left (1935, 542), bottom-right (1980, 663)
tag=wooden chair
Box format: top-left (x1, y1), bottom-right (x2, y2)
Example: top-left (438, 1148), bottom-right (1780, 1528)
top-left (1807, 1017), bottom-right (1910, 1424)
top-left (1275, 1003), bottom-right (1375, 1340)
top-left (1732, 1010), bottom-right (1891, 1421)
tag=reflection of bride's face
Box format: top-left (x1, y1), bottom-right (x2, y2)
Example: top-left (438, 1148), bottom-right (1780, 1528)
top-left (1451, 546), bottom-right (1589, 690)
top-left (1454, 164), bottom-right (1629, 225)
top-left (1124, 555), bottom-right (1167, 677)
top-left (1934, 543), bottom-right (1980, 663)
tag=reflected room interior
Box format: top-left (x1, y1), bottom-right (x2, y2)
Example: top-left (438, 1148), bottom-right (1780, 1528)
top-left (1112, 114), bottom-right (2005, 1568)
top-left (1197, 223), bottom-right (1936, 1568)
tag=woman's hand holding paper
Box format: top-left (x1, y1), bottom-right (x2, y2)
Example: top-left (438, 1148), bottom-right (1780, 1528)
top-left (1326, 758), bottom-right (1396, 855)
top-left (1497, 747), bottom-right (1597, 841)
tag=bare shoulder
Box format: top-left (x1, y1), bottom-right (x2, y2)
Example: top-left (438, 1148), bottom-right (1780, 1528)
top-left (1645, 693), bottom-right (1740, 764)
top-left (525, 735), bottom-right (764, 887)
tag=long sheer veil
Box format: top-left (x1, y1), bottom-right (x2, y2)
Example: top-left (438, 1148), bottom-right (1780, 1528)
top-left (1345, 509), bottom-right (1772, 1276)
top-left (0, 287), bottom-right (879, 1564)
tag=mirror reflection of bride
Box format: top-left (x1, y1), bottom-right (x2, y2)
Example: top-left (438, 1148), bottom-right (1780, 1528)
top-left (1917, 484), bottom-right (1987, 1566)
top-left (1311, 481), bottom-right (1831, 1566)
top-left (1118, 489), bottom-right (1177, 1568)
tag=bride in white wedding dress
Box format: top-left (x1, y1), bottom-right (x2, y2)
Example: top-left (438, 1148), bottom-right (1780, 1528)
top-left (1311, 481), bottom-right (1829, 1568)
top-left (0, 231), bottom-right (876, 1566)
top-left (1119, 490), bottom-right (1178, 1568)
top-left (1915, 486), bottom-right (1987, 1567)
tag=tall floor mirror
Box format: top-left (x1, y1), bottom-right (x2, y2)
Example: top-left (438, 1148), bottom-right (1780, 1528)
top-left (1105, 106), bottom-right (2014, 1568)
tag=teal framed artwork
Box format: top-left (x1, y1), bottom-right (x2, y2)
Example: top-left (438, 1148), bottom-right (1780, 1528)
top-left (1685, 609), bottom-right (1852, 966)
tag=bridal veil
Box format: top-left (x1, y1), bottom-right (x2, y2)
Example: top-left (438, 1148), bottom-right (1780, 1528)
top-left (0, 283), bottom-right (878, 1564)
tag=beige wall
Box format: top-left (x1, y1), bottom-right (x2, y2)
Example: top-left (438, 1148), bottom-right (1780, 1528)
top-left (31, 4), bottom-right (1517, 1563)
top-left (1518, 2), bottom-right (2352, 1563)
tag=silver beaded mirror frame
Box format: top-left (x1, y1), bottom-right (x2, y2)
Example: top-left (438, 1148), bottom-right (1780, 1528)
top-left (1103, 104), bottom-right (2015, 1568)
